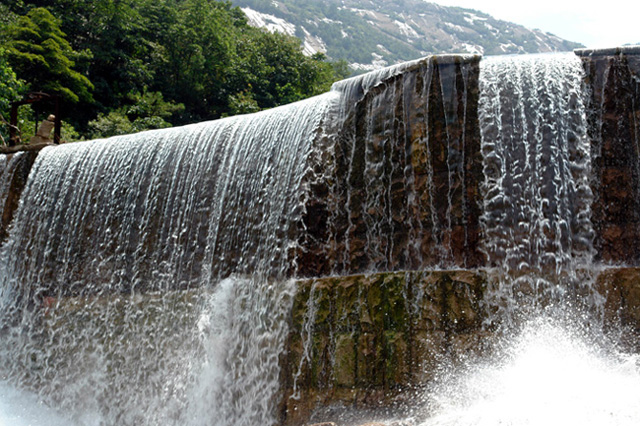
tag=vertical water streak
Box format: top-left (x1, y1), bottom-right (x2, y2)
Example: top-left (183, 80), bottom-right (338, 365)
top-left (0, 152), bottom-right (39, 244)
top-left (290, 281), bottom-right (319, 401)
top-left (0, 92), bottom-right (334, 425)
top-left (479, 53), bottom-right (596, 324)
top-left (421, 61), bottom-right (442, 265)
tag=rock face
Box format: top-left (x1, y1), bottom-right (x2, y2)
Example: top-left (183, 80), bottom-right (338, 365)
top-left (597, 267), bottom-right (640, 351)
top-left (577, 46), bottom-right (640, 264)
top-left (0, 151), bottom-right (38, 243)
top-left (297, 55), bottom-right (484, 278)
top-left (280, 270), bottom-right (489, 425)
top-left (278, 267), bottom-right (640, 425)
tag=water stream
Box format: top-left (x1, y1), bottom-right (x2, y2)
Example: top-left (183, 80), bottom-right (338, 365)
top-left (0, 92), bottom-right (335, 425)
top-left (413, 53), bottom-right (638, 426)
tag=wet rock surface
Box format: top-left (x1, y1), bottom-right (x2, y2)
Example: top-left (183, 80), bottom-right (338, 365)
top-left (597, 267), bottom-right (640, 351)
top-left (0, 151), bottom-right (39, 243)
top-left (281, 267), bottom-right (640, 425)
top-left (578, 48), bottom-right (640, 264)
top-left (279, 270), bottom-right (490, 426)
top-left (297, 55), bottom-right (484, 278)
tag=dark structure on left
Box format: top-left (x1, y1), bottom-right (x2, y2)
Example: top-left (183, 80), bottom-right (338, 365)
top-left (9, 92), bottom-right (61, 146)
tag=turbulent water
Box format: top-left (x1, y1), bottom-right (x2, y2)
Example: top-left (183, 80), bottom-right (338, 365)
top-left (417, 317), bottom-right (640, 426)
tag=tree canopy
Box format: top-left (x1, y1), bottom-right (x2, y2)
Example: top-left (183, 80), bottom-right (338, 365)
top-left (0, 0), bottom-right (349, 141)
top-left (4, 7), bottom-right (93, 104)
top-left (0, 48), bottom-right (25, 144)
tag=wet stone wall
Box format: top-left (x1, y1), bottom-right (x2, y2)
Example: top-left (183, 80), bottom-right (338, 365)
top-left (0, 151), bottom-right (39, 243)
top-left (3, 50), bottom-right (640, 275)
top-left (577, 47), bottom-right (640, 264)
top-left (279, 268), bottom-right (640, 425)
top-left (279, 270), bottom-right (490, 425)
top-left (296, 55), bottom-right (484, 278)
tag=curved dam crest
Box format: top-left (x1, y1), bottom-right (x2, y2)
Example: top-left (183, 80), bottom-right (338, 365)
top-left (0, 47), bottom-right (640, 425)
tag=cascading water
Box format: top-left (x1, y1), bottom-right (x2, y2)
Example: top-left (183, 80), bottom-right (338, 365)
top-left (412, 53), bottom-right (640, 426)
top-left (0, 152), bottom-right (37, 242)
top-left (0, 56), bottom-right (448, 425)
top-left (479, 53), bottom-right (599, 324)
top-left (0, 92), bottom-right (337, 425)
top-left (0, 153), bottom-right (17, 223)
top-left (1, 49), bottom-right (639, 426)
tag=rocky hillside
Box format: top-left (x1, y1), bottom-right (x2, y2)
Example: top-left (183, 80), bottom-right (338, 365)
top-left (233, 0), bottom-right (583, 71)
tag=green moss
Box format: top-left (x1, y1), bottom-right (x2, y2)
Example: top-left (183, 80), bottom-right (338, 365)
top-left (333, 333), bottom-right (356, 387)
top-left (383, 330), bottom-right (408, 387)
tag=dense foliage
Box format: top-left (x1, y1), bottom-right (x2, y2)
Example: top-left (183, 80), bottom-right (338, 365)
top-left (0, 0), bottom-right (347, 142)
top-left (0, 48), bottom-right (25, 144)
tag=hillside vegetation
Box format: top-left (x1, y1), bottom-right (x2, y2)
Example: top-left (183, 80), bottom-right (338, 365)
top-left (234, 0), bottom-right (583, 70)
top-left (0, 0), bottom-right (349, 143)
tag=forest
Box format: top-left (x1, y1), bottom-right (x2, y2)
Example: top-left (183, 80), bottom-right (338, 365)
top-left (0, 0), bottom-right (350, 143)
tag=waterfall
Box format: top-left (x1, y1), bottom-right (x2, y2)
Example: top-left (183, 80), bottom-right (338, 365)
top-left (1, 49), bottom-right (639, 426)
top-left (1, 55), bottom-right (474, 425)
top-left (478, 53), bottom-right (599, 324)
top-left (412, 52), bottom-right (638, 426)
top-left (0, 92), bottom-right (336, 425)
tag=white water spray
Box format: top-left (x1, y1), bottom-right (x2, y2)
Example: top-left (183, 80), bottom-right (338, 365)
top-left (418, 317), bottom-right (640, 426)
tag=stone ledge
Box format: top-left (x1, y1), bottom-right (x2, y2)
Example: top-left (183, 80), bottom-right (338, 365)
top-left (0, 142), bottom-right (54, 155)
top-left (575, 45), bottom-right (640, 56)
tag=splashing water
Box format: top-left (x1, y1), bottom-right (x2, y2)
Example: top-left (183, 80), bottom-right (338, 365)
top-left (417, 318), bottom-right (640, 426)
top-left (0, 382), bottom-right (73, 426)
top-left (409, 53), bottom-right (635, 426)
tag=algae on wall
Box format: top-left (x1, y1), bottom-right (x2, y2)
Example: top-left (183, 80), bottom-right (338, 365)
top-left (280, 270), bottom-right (490, 425)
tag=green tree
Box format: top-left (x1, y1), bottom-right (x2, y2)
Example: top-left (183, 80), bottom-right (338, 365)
top-left (0, 1), bottom-right (348, 137)
top-left (4, 8), bottom-right (93, 104)
top-left (87, 111), bottom-right (136, 139)
top-left (231, 31), bottom-right (337, 110)
top-left (88, 88), bottom-right (184, 138)
top-left (153, 0), bottom-right (241, 122)
top-left (0, 47), bottom-right (26, 144)
top-left (0, 4), bottom-right (19, 40)
top-left (227, 89), bottom-right (260, 116)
